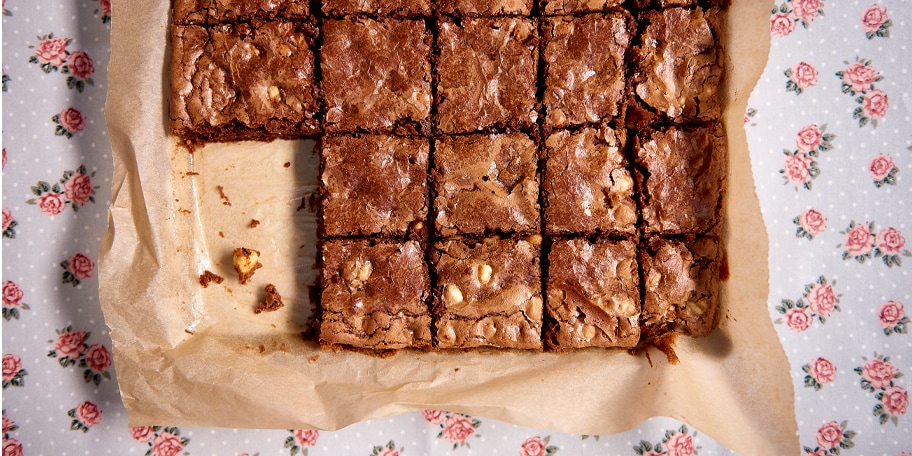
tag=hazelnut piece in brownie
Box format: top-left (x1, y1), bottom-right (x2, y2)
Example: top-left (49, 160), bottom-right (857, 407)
top-left (436, 17), bottom-right (538, 134)
top-left (172, 0), bottom-right (309, 25)
top-left (320, 239), bottom-right (431, 350)
top-left (321, 135), bottom-right (429, 237)
top-left (436, 0), bottom-right (533, 16)
top-left (432, 237), bottom-right (543, 349)
top-left (542, 13), bottom-right (631, 129)
top-left (433, 133), bottom-right (539, 237)
top-left (321, 0), bottom-right (431, 18)
top-left (321, 18), bottom-right (432, 135)
top-left (170, 22), bottom-right (320, 142)
top-left (640, 235), bottom-right (721, 337)
top-left (544, 126), bottom-right (636, 236)
top-left (540, 0), bottom-right (623, 15)
top-left (546, 238), bottom-right (640, 349)
top-left (632, 7), bottom-right (722, 123)
top-left (635, 124), bottom-right (726, 235)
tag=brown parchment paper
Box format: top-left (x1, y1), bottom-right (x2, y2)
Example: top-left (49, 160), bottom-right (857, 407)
top-left (99, 0), bottom-right (797, 453)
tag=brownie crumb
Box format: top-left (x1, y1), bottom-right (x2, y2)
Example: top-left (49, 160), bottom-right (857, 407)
top-left (217, 185), bottom-right (232, 206)
top-left (284, 162), bottom-right (292, 168)
top-left (233, 247), bottom-right (263, 285)
top-left (255, 284), bottom-right (285, 313)
top-left (308, 354), bottom-right (320, 364)
top-left (199, 270), bottom-right (225, 288)
top-left (249, 219), bottom-right (261, 228)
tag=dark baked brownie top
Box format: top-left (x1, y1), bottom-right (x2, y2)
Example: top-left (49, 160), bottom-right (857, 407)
top-left (321, 0), bottom-right (431, 17)
top-left (170, 22), bottom-right (319, 139)
top-left (636, 124), bottom-right (726, 235)
top-left (436, 17), bottom-right (538, 134)
top-left (633, 7), bottom-right (721, 122)
top-left (640, 235), bottom-right (720, 337)
top-left (173, 0), bottom-right (309, 25)
top-left (433, 133), bottom-right (539, 236)
top-left (321, 239), bottom-right (430, 317)
top-left (321, 18), bottom-right (432, 134)
top-left (540, 0), bottom-right (623, 15)
top-left (546, 238), bottom-right (640, 347)
top-left (321, 135), bottom-right (429, 237)
top-left (542, 13), bottom-right (631, 128)
top-left (544, 126), bottom-right (636, 235)
top-left (436, 0), bottom-right (533, 16)
top-left (432, 237), bottom-right (542, 347)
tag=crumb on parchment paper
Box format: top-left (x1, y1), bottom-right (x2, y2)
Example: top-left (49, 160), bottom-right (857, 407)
top-left (255, 284), bottom-right (284, 314)
top-left (198, 270), bottom-right (224, 288)
top-left (233, 247), bottom-right (262, 285)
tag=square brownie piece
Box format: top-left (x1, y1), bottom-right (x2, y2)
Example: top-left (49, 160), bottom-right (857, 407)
top-left (432, 237), bottom-right (543, 349)
top-left (631, 7), bottom-right (722, 123)
top-left (322, 0), bottom-right (431, 17)
top-left (173, 0), bottom-right (309, 25)
top-left (436, 0), bottom-right (533, 16)
top-left (540, 0), bottom-right (623, 15)
top-left (544, 126), bottom-right (636, 236)
top-left (320, 239), bottom-right (431, 349)
top-left (635, 124), bottom-right (726, 235)
top-left (436, 17), bottom-right (538, 134)
top-left (170, 22), bottom-right (320, 142)
top-left (640, 235), bottom-right (721, 337)
top-left (546, 238), bottom-right (640, 349)
top-left (542, 13), bottom-right (631, 128)
top-left (321, 18), bottom-right (432, 135)
top-left (321, 135), bottom-right (429, 237)
top-left (433, 133), bottom-right (539, 237)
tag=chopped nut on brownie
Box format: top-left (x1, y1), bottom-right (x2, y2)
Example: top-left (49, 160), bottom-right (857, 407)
top-left (233, 247), bottom-right (263, 285)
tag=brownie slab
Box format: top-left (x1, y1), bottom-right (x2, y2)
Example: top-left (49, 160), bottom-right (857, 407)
top-left (546, 238), bottom-right (640, 349)
top-left (635, 124), bottom-right (726, 235)
top-left (432, 238), bottom-right (543, 349)
top-left (170, 22), bottom-right (320, 142)
top-left (632, 7), bottom-right (722, 123)
top-left (321, 0), bottom-right (431, 17)
top-left (640, 235), bottom-right (720, 337)
top-left (433, 134), bottom-right (539, 236)
top-left (436, 0), bottom-right (533, 16)
top-left (541, 13), bottom-right (631, 128)
top-left (321, 18), bottom-right (432, 135)
top-left (173, 0), bottom-right (309, 25)
top-left (321, 135), bottom-right (429, 237)
top-left (540, 0), bottom-right (623, 15)
top-left (320, 239), bottom-right (431, 349)
top-left (436, 17), bottom-right (538, 134)
top-left (544, 126), bottom-right (636, 236)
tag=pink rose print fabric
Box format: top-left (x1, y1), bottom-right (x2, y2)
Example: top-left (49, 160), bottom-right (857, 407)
top-left (804, 357), bottom-right (836, 390)
top-left (2, 207), bottom-right (17, 239)
top-left (519, 436), bottom-right (558, 456)
top-left (96, 0), bottom-right (112, 23)
top-left (68, 400), bottom-right (102, 432)
top-left (26, 165), bottom-right (99, 214)
top-left (61, 252), bottom-right (95, 286)
top-left (855, 354), bottom-right (908, 425)
top-left (835, 58), bottom-right (889, 128)
top-left (804, 420), bottom-right (856, 454)
top-left (53, 106), bottom-right (86, 137)
top-left (2, 353), bottom-right (27, 389)
top-left (633, 425), bottom-right (699, 456)
top-left (285, 429), bottom-right (318, 455)
top-left (861, 4), bottom-right (892, 39)
top-left (431, 412), bottom-right (481, 449)
top-left (769, 0), bottom-right (826, 37)
top-left (780, 123), bottom-right (835, 190)
top-left (879, 301), bottom-right (909, 336)
top-left (2, 281), bottom-right (30, 321)
top-left (775, 276), bottom-right (841, 330)
top-left (794, 208), bottom-right (827, 240)
top-left (869, 153), bottom-right (898, 187)
top-left (47, 326), bottom-right (111, 385)
top-left (370, 441), bottom-right (403, 456)
top-left (785, 61), bottom-right (818, 94)
top-left (840, 222), bottom-right (910, 267)
top-left (130, 426), bottom-right (189, 455)
top-left (29, 33), bottom-right (70, 72)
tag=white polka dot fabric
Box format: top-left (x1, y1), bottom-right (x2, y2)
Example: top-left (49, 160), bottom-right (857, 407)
top-left (2, 0), bottom-right (910, 455)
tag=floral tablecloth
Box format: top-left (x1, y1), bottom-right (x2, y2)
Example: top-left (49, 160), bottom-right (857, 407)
top-left (2, 0), bottom-right (910, 455)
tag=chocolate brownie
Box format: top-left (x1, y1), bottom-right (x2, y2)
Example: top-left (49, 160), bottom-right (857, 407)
top-left (436, 17), bottom-right (538, 134)
top-left (433, 133), bottom-right (539, 237)
top-left (320, 239), bottom-right (431, 349)
top-left (631, 7), bottom-right (722, 123)
top-left (173, 0), bottom-right (309, 25)
top-left (170, 21), bottom-right (320, 142)
top-left (541, 13), bottom-right (631, 128)
top-left (436, 0), bottom-right (533, 16)
top-left (540, 0), bottom-right (623, 15)
top-left (543, 126), bottom-right (636, 235)
top-left (640, 235), bottom-right (720, 337)
top-left (635, 124), bottom-right (726, 235)
top-left (321, 0), bottom-right (431, 17)
top-left (546, 238), bottom-right (640, 349)
top-left (432, 237), bottom-right (543, 349)
top-left (321, 18), bottom-right (432, 135)
top-left (321, 134), bottom-right (429, 237)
